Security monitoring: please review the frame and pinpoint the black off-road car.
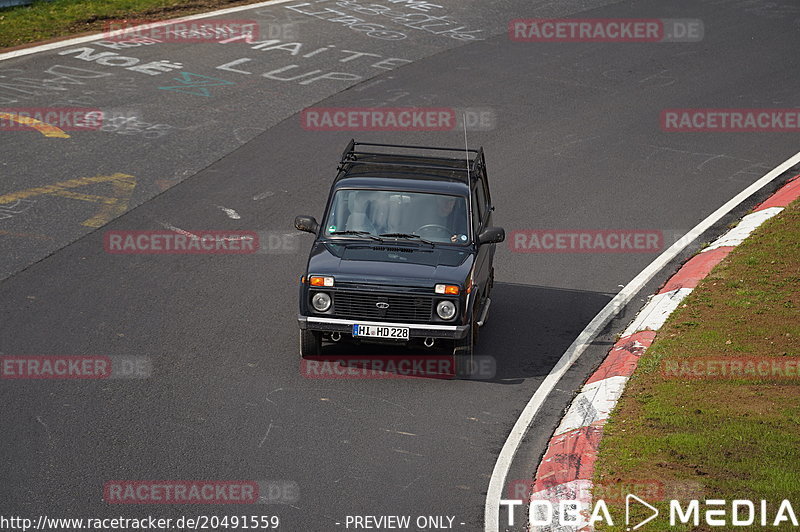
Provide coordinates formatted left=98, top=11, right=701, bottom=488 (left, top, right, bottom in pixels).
left=294, top=140, right=504, bottom=367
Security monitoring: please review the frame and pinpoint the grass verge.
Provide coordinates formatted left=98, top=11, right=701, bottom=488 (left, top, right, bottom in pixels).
left=594, top=198, right=800, bottom=531
left=0, top=0, right=265, bottom=50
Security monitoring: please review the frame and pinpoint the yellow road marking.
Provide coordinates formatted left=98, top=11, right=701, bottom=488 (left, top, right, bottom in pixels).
left=0, top=174, right=135, bottom=204
left=81, top=176, right=137, bottom=228
left=0, top=112, right=70, bottom=138
left=0, top=173, right=137, bottom=228
left=46, top=189, right=119, bottom=205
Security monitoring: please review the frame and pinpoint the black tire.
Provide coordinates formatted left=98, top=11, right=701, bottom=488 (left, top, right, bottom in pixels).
left=453, top=303, right=479, bottom=378
left=300, top=329, right=322, bottom=358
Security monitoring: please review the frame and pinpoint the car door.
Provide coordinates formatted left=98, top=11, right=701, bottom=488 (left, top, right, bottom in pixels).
left=471, top=176, right=493, bottom=315
left=477, top=173, right=497, bottom=279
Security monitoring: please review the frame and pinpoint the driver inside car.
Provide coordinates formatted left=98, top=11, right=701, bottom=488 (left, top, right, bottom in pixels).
left=419, top=195, right=468, bottom=243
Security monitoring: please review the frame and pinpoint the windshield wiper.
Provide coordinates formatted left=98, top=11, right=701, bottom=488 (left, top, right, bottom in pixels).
left=378, top=233, right=437, bottom=246
left=330, top=230, right=383, bottom=242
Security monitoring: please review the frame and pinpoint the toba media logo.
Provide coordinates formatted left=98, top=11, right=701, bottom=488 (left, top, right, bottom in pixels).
left=501, top=495, right=800, bottom=529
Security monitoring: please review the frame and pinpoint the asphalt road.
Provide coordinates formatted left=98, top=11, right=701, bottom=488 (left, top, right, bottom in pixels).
left=1, top=0, right=799, bottom=530
left=0, top=0, right=622, bottom=281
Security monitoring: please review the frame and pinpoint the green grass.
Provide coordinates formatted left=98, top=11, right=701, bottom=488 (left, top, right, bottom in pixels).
left=593, top=197, right=800, bottom=531
left=0, top=0, right=255, bottom=49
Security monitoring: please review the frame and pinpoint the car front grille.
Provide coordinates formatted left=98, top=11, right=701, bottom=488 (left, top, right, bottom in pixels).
left=333, top=291, right=433, bottom=322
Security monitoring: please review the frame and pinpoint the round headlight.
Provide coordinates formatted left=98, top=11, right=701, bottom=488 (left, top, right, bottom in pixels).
left=311, top=292, right=331, bottom=312
left=436, top=300, right=456, bottom=320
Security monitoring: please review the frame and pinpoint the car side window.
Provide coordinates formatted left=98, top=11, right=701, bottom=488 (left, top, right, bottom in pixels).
left=475, top=178, right=488, bottom=223
left=481, top=176, right=491, bottom=210
left=472, top=186, right=483, bottom=235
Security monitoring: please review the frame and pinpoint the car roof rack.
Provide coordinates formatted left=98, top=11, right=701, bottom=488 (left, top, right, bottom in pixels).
left=337, top=140, right=485, bottom=183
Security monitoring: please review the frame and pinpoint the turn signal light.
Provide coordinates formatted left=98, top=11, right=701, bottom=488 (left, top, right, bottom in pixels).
left=310, top=276, right=334, bottom=287
left=435, top=284, right=460, bottom=295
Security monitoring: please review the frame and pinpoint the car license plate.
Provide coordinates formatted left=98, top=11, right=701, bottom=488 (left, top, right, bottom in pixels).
left=352, top=324, right=410, bottom=340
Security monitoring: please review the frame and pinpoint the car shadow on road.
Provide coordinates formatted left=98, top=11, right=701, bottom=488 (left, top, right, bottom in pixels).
left=310, top=281, right=615, bottom=384
left=478, top=281, right=615, bottom=382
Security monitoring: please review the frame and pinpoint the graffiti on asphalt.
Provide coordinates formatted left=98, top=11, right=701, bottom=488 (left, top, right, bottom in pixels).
left=158, top=72, right=235, bottom=97
left=284, top=0, right=485, bottom=41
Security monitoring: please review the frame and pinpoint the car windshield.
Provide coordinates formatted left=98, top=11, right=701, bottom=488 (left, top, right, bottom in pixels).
left=324, top=189, right=470, bottom=244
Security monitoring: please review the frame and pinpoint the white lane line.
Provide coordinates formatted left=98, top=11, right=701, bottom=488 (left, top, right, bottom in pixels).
left=0, top=0, right=296, bottom=62
left=484, top=151, right=800, bottom=532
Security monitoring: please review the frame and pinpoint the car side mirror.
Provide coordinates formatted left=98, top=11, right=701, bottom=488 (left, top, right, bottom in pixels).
left=478, top=226, right=505, bottom=245
left=295, top=215, right=319, bottom=234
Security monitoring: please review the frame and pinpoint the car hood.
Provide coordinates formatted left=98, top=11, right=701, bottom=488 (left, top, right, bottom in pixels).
left=306, top=241, right=473, bottom=288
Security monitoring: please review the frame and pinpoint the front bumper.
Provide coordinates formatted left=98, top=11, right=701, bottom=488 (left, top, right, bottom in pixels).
left=298, top=315, right=469, bottom=340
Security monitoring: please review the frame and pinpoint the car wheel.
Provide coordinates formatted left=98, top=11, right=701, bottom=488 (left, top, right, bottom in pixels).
left=453, top=305, right=479, bottom=378
left=454, top=329, right=477, bottom=378
left=300, top=329, right=322, bottom=358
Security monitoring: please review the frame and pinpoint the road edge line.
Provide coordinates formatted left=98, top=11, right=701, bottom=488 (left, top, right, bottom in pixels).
left=524, top=171, right=799, bottom=530
left=484, top=152, right=800, bottom=532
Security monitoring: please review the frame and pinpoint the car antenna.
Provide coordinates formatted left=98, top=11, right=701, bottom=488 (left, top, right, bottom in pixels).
left=463, top=114, right=470, bottom=181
